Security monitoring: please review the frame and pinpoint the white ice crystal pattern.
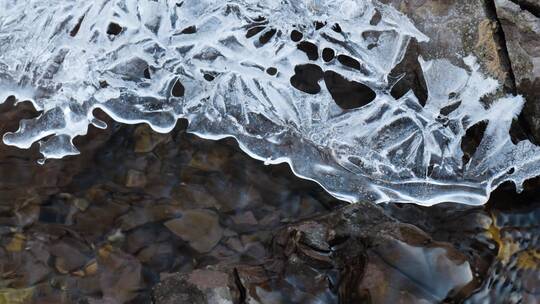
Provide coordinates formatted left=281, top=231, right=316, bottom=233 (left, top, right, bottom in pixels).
left=1, top=0, right=539, bottom=206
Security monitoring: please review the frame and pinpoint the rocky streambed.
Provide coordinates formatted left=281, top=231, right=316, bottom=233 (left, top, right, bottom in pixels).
left=0, top=117, right=538, bottom=303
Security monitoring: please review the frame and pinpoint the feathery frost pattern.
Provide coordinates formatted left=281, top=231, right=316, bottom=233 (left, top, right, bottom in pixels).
left=1, top=0, right=539, bottom=205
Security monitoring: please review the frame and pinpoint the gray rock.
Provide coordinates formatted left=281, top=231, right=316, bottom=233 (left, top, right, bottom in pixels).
left=382, top=0, right=514, bottom=100
left=495, top=0, right=540, bottom=141
left=513, top=0, right=540, bottom=14
left=152, top=270, right=233, bottom=304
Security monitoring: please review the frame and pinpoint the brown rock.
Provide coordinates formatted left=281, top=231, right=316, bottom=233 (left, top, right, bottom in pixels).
left=14, top=204, right=40, bottom=228
left=118, top=204, right=182, bottom=231
left=125, top=169, right=147, bottom=188
left=171, top=184, right=220, bottom=210
left=133, top=124, right=170, bottom=153
left=0, top=287, right=34, bottom=304
left=98, top=247, right=143, bottom=303
left=84, top=260, right=98, bottom=276
left=50, top=240, right=91, bottom=273
left=164, top=209, right=223, bottom=253
left=188, top=269, right=229, bottom=289
left=5, top=233, right=26, bottom=252
left=73, top=201, right=130, bottom=242
left=136, top=242, right=175, bottom=271
left=72, top=197, right=90, bottom=211
left=476, top=19, right=508, bottom=82
left=224, top=237, right=244, bottom=253
left=231, top=211, right=258, bottom=226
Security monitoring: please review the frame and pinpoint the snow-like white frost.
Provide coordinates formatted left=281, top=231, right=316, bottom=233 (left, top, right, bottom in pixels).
left=1, top=0, right=540, bottom=206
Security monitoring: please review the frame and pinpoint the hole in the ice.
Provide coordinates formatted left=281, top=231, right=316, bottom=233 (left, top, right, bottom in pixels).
left=362, top=31, right=381, bottom=41
left=440, top=101, right=461, bottom=116
left=370, top=9, right=382, bottom=25
left=290, top=30, right=303, bottom=42
left=337, top=55, right=362, bottom=71
left=70, top=15, right=85, bottom=37
left=6, top=99, right=41, bottom=119
left=246, top=26, right=265, bottom=38
left=290, top=64, right=324, bottom=94
left=143, top=67, right=151, bottom=79
left=203, top=73, right=215, bottom=81
left=331, top=23, right=342, bottom=33
left=0, top=98, right=42, bottom=135
left=508, top=167, right=515, bottom=174
left=427, top=161, right=438, bottom=176
left=176, top=1, right=183, bottom=7
left=509, top=115, right=534, bottom=145
left=99, top=80, right=109, bottom=88
left=266, top=67, right=277, bottom=76
left=180, top=25, right=197, bottom=34
left=388, top=40, right=429, bottom=106
left=140, top=101, right=166, bottom=111
left=509, top=76, right=540, bottom=144
left=390, top=79, right=428, bottom=106
left=314, top=21, right=326, bottom=30
left=436, top=115, right=449, bottom=127
left=348, top=156, right=377, bottom=174
left=489, top=176, right=540, bottom=208
left=171, top=79, right=185, bottom=97
left=106, top=22, right=123, bottom=36
left=297, top=41, right=319, bottom=61
left=252, top=16, right=266, bottom=22
left=240, top=62, right=265, bottom=71
left=448, top=92, right=458, bottom=99
left=258, top=28, right=276, bottom=45
left=362, top=31, right=381, bottom=51
left=322, top=48, right=335, bottom=62
left=324, top=70, right=376, bottom=110
left=193, top=47, right=223, bottom=62
left=461, top=120, right=488, bottom=166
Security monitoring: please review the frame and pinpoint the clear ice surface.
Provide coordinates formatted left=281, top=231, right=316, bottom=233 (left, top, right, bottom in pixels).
left=1, top=0, right=540, bottom=206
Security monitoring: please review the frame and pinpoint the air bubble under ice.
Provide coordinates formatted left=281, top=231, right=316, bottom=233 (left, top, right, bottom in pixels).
left=1, top=0, right=540, bottom=206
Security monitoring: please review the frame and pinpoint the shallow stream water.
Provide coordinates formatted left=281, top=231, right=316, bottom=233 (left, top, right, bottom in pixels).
left=0, top=114, right=538, bottom=303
